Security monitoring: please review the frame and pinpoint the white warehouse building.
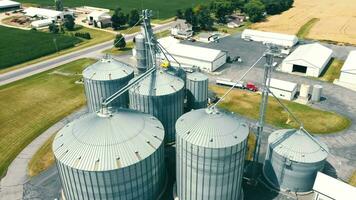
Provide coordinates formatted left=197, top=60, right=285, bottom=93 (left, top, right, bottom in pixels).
left=24, top=7, right=65, bottom=20
left=157, top=37, right=227, bottom=72
left=339, top=50, right=356, bottom=85
left=268, top=78, right=298, bottom=101
left=281, top=43, right=333, bottom=77
left=241, top=29, right=298, bottom=47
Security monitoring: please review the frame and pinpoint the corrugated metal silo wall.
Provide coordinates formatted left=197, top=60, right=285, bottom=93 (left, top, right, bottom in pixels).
left=56, top=143, right=165, bottom=200
left=129, top=88, right=185, bottom=144
left=135, top=35, right=146, bottom=72
left=186, top=78, right=208, bottom=110
left=84, top=73, right=134, bottom=112
left=176, top=135, right=247, bottom=200
left=263, top=146, right=326, bottom=192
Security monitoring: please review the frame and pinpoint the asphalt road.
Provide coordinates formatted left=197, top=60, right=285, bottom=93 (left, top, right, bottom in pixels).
left=0, top=22, right=174, bottom=86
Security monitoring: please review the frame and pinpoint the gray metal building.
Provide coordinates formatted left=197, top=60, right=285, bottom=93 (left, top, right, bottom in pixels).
left=176, top=108, right=249, bottom=200
left=83, top=58, right=134, bottom=112
left=263, top=129, right=328, bottom=192
left=186, top=72, right=208, bottom=110
left=129, top=69, right=185, bottom=144
left=53, top=109, right=166, bottom=200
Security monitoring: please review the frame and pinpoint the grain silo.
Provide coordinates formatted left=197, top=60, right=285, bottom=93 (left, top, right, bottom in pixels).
left=263, top=129, right=328, bottom=192
left=186, top=72, right=208, bottom=110
left=53, top=108, right=166, bottom=200
left=129, top=69, right=185, bottom=144
left=311, top=85, right=323, bottom=102
left=83, top=58, right=134, bottom=112
left=135, top=34, right=147, bottom=73
left=176, top=108, right=249, bottom=200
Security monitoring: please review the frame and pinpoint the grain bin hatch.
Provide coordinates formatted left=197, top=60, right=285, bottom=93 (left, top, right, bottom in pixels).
left=175, top=108, right=249, bottom=200
left=263, top=129, right=328, bottom=192
left=53, top=108, right=166, bottom=200
left=82, top=57, right=134, bottom=112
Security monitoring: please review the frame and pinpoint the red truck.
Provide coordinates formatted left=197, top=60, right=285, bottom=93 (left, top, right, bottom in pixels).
left=216, top=78, right=258, bottom=92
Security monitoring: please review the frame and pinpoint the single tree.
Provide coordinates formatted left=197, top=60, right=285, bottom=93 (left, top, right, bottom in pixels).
left=49, top=23, right=59, bottom=34
left=184, top=8, right=198, bottom=30
left=210, top=0, right=234, bottom=24
left=244, top=0, right=266, bottom=22
left=112, top=8, right=128, bottom=30
left=128, top=9, right=140, bottom=27
left=54, top=0, right=63, bottom=11
left=64, top=15, right=75, bottom=31
left=176, top=9, right=184, bottom=19
left=197, top=6, right=214, bottom=30
left=114, top=34, right=126, bottom=49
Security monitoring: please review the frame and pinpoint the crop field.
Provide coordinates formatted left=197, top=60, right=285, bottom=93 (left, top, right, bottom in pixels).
left=210, top=85, right=351, bottom=134
left=251, top=0, right=356, bottom=45
left=0, top=26, right=81, bottom=70
left=0, top=58, right=95, bottom=178
left=17, top=0, right=208, bottom=19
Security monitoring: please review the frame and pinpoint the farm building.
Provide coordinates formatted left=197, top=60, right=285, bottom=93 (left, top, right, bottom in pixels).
left=313, top=172, right=356, bottom=200
left=86, top=10, right=112, bottom=28
left=281, top=43, right=333, bottom=77
left=268, top=78, right=298, bottom=100
left=171, top=19, right=193, bottom=39
left=24, top=7, right=64, bottom=21
left=339, top=50, right=356, bottom=85
left=241, top=29, right=298, bottom=47
left=31, top=19, right=54, bottom=28
left=0, top=0, right=20, bottom=12
left=157, top=37, right=227, bottom=72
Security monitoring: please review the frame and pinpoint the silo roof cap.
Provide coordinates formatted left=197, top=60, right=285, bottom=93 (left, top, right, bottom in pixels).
left=82, top=58, right=134, bottom=81
left=268, top=129, right=328, bottom=163
left=187, top=71, right=208, bottom=81
left=176, top=108, right=249, bottom=148
left=53, top=108, right=164, bottom=171
left=130, top=69, right=184, bottom=96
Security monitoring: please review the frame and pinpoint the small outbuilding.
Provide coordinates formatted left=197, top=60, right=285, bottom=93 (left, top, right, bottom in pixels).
left=241, top=29, right=298, bottom=47
left=313, top=172, right=356, bottom=200
left=158, top=37, right=227, bottom=72
left=268, top=78, right=298, bottom=100
left=281, top=43, right=333, bottom=77
left=0, top=0, right=21, bottom=12
left=339, top=50, right=356, bottom=85
left=86, top=10, right=112, bottom=28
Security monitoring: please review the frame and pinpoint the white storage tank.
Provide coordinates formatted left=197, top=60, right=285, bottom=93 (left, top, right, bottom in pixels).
left=176, top=108, right=249, bottom=200
left=129, top=69, right=185, bottom=144
left=263, top=129, right=328, bottom=192
left=135, top=34, right=147, bottom=73
left=83, top=58, right=134, bottom=112
left=311, top=85, right=323, bottom=102
left=299, top=84, right=310, bottom=99
left=53, top=108, right=166, bottom=200
left=186, top=72, right=209, bottom=110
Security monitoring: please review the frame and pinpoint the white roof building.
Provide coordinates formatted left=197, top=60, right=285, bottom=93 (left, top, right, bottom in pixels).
left=0, top=0, right=20, bottom=9
left=340, top=50, right=356, bottom=85
left=281, top=43, right=333, bottom=77
left=268, top=78, right=298, bottom=100
left=313, top=172, right=356, bottom=200
left=31, top=19, right=54, bottom=28
left=87, top=10, right=110, bottom=21
left=241, top=29, right=298, bottom=47
left=24, top=7, right=64, bottom=20
left=157, top=37, right=227, bottom=72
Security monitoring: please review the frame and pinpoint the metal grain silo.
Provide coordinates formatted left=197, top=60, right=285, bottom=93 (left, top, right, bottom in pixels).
left=263, top=129, right=328, bottom=192
left=176, top=108, right=249, bottom=200
left=311, top=85, right=323, bottom=102
left=53, top=108, right=166, bottom=200
left=135, top=34, right=147, bottom=73
left=83, top=58, right=134, bottom=112
left=186, top=72, right=208, bottom=110
left=129, top=69, right=185, bottom=144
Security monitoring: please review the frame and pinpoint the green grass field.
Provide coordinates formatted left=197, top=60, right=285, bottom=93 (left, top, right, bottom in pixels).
left=297, top=18, right=320, bottom=39
left=320, top=58, right=344, bottom=82
left=211, top=85, right=351, bottom=134
left=18, top=0, right=208, bottom=19
left=0, top=26, right=81, bottom=70
left=0, top=58, right=95, bottom=178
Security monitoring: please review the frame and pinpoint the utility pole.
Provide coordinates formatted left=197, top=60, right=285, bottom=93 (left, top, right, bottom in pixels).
left=251, top=44, right=279, bottom=180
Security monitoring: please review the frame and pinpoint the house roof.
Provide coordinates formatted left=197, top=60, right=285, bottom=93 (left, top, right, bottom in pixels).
left=269, top=78, right=297, bottom=92
left=313, top=172, right=356, bottom=200
left=0, top=0, right=20, bottom=8
left=283, top=43, right=333, bottom=69
left=24, top=7, right=63, bottom=18
left=341, top=50, right=356, bottom=73
left=158, top=37, right=225, bottom=62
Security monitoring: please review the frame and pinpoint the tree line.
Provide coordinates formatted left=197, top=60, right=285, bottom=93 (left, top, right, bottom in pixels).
left=111, top=8, right=141, bottom=30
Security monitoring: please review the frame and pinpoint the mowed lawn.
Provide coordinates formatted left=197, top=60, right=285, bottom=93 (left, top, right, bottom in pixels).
left=0, top=58, right=95, bottom=178
left=210, top=85, right=351, bottom=134
left=17, top=0, right=208, bottom=19
left=0, top=26, right=81, bottom=70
